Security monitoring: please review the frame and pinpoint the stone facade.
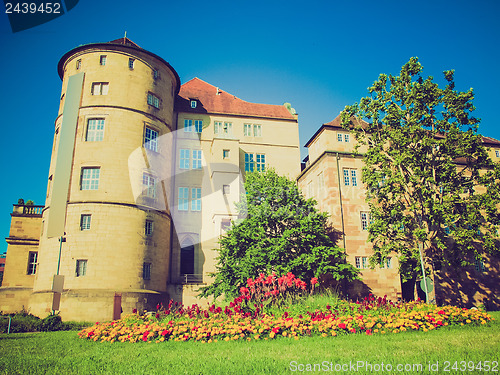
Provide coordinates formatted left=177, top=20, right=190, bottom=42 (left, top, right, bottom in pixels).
left=298, top=115, right=500, bottom=307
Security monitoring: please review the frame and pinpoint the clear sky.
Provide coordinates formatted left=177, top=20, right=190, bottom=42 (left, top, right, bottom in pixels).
left=0, top=0, right=499, bottom=254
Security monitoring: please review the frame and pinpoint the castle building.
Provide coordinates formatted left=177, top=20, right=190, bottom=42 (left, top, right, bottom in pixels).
left=1, top=38, right=499, bottom=320
left=0, top=38, right=300, bottom=321
left=297, top=115, right=500, bottom=308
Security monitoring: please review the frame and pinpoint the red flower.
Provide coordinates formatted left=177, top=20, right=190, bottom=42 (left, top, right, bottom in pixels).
left=339, top=323, right=347, bottom=329
left=311, top=277, right=318, bottom=286
left=132, top=308, right=137, bottom=314
left=366, top=329, right=372, bottom=335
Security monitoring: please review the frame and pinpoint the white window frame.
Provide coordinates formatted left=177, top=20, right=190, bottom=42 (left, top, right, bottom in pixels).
left=256, top=153, right=265, bottom=171
left=194, top=120, right=203, bottom=133
left=76, top=259, right=87, bottom=277
left=223, top=184, right=230, bottom=195
left=100, top=55, right=106, bottom=66
left=191, top=188, right=201, bottom=211
left=344, top=134, right=350, bottom=143
left=337, top=133, right=342, bottom=142
left=147, top=93, right=160, bottom=108
left=92, top=82, right=109, bottom=95
left=180, top=149, right=190, bottom=169
left=343, top=168, right=357, bottom=186
left=253, top=124, right=262, bottom=137
left=178, top=187, right=189, bottom=211
left=144, top=127, right=158, bottom=152
left=244, top=153, right=255, bottom=172
left=80, top=214, right=91, bottom=231
left=27, top=252, right=38, bottom=275
left=223, top=149, right=230, bottom=159
left=184, top=119, right=193, bottom=132
left=192, top=150, right=202, bottom=169
left=496, top=150, right=500, bottom=158
left=142, top=173, right=156, bottom=199
left=190, top=100, right=197, bottom=108
left=244, top=124, right=252, bottom=136
left=360, top=211, right=370, bottom=230
left=128, top=58, right=135, bottom=69
left=76, top=59, right=81, bottom=69
left=81, top=168, right=100, bottom=190
left=86, top=118, right=105, bottom=142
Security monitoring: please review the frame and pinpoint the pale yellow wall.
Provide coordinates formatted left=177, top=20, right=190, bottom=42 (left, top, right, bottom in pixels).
left=30, top=43, right=178, bottom=321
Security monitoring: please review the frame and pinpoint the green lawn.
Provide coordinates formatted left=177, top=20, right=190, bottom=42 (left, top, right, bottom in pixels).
left=0, top=311, right=499, bottom=375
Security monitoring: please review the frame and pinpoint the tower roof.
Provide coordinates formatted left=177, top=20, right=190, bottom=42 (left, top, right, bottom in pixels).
left=57, top=38, right=181, bottom=95
left=175, top=78, right=297, bottom=121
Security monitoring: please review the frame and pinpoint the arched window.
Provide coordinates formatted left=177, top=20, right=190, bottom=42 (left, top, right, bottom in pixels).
left=180, top=238, right=194, bottom=275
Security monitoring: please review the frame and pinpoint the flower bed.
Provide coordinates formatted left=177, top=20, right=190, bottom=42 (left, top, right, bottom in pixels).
left=78, top=274, right=492, bottom=343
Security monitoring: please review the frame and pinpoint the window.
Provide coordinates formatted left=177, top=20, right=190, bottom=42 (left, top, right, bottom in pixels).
left=474, top=258, right=486, bottom=272
left=214, top=121, right=232, bottom=135
left=380, top=257, right=392, bottom=269
left=191, top=188, right=201, bottom=211
left=253, top=124, right=262, bottom=137
left=192, top=150, right=202, bottom=169
left=143, top=262, right=151, bottom=280
left=92, top=82, right=109, bottom=95
left=343, top=168, right=357, bottom=186
left=244, top=153, right=255, bottom=172
left=318, top=172, right=325, bottom=197
left=344, top=134, right=350, bottom=143
left=76, top=59, right=81, bottom=69
left=194, top=120, right=203, bottom=133
left=27, top=252, right=38, bottom=275
left=221, top=219, right=231, bottom=232
left=184, top=119, right=193, bottom=132
left=355, top=256, right=368, bottom=269
left=496, top=150, right=500, bottom=158
left=145, top=220, right=154, bottom=236
left=337, top=133, right=342, bottom=142
left=153, top=69, right=159, bottom=80
left=190, top=100, right=197, bottom=108
left=244, top=124, right=252, bottom=136
left=80, top=214, right=91, bottom=230
left=360, top=212, right=370, bottom=230
left=179, top=149, right=190, bottom=169
left=223, top=185, right=230, bottom=195
left=144, top=127, right=158, bottom=152
left=76, top=260, right=87, bottom=277
left=147, top=93, right=160, bottom=108
left=223, top=149, right=230, bottom=159
left=86, top=118, right=105, bottom=142
left=256, top=154, right=265, bottom=171
left=100, top=55, right=106, bottom=65
left=81, top=168, right=100, bottom=190
left=128, top=58, right=135, bottom=69
left=142, top=173, right=156, bottom=199
left=178, top=187, right=189, bottom=211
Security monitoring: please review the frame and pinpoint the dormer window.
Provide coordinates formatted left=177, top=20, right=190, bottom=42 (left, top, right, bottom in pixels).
left=190, top=100, right=197, bottom=108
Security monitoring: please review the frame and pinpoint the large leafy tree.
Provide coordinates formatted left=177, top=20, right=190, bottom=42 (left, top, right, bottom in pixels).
left=341, top=57, right=500, bottom=284
left=199, top=169, right=358, bottom=299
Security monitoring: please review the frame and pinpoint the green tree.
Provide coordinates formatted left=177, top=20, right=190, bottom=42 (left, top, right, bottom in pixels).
left=199, top=169, right=358, bottom=299
left=341, top=57, right=500, bottom=287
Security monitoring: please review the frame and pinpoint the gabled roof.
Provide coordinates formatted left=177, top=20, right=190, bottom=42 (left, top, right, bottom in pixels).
left=175, top=78, right=297, bottom=121
left=305, top=114, right=500, bottom=148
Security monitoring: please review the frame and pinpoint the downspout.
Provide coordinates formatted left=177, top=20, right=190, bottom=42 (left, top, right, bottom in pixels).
left=335, top=152, right=346, bottom=250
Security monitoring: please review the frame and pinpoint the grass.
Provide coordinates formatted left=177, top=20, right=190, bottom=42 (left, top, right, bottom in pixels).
left=0, top=311, right=498, bottom=374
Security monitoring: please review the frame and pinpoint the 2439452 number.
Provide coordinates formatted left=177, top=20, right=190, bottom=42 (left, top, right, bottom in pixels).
left=443, top=361, right=498, bottom=372
left=5, top=3, right=61, bottom=14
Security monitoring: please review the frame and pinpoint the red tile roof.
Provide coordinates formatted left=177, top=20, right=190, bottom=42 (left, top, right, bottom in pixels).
left=176, top=78, right=297, bottom=121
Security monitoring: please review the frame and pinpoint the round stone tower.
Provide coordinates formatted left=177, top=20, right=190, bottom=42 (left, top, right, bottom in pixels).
left=30, top=38, right=180, bottom=321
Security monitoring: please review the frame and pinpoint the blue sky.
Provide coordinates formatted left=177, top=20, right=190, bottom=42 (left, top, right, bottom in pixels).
left=0, top=0, right=499, bottom=254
